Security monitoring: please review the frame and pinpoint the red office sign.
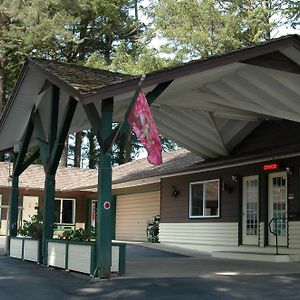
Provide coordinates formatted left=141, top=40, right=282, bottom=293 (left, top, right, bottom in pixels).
left=263, top=163, right=279, bottom=171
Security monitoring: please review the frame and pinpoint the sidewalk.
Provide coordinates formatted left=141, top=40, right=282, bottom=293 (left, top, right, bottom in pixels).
left=124, top=241, right=300, bottom=279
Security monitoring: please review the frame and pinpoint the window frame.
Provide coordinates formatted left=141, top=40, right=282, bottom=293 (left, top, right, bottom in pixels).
left=189, top=179, right=220, bottom=219
left=55, top=198, right=76, bottom=225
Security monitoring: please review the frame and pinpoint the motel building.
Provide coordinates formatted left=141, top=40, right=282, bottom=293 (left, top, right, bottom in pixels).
left=0, top=34, right=299, bottom=277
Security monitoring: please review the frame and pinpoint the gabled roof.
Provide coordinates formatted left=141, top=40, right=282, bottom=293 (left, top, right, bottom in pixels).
left=0, top=149, right=202, bottom=192
left=0, top=35, right=299, bottom=160
left=30, top=58, right=135, bottom=95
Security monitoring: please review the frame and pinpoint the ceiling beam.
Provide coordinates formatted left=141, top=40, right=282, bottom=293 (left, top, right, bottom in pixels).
left=238, top=67, right=300, bottom=114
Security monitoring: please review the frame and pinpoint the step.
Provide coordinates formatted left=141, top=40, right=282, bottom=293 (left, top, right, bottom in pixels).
left=211, top=251, right=296, bottom=262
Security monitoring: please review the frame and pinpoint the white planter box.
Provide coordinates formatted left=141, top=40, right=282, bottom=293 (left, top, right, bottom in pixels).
left=46, top=241, right=126, bottom=275
left=47, top=241, right=67, bottom=269
left=23, top=239, right=39, bottom=262
left=68, top=244, right=92, bottom=274
left=10, top=238, right=23, bottom=259
left=111, top=245, right=119, bottom=273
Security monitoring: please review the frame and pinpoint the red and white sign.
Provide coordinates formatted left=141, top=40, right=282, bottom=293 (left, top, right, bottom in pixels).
left=103, top=201, right=110, bottom=210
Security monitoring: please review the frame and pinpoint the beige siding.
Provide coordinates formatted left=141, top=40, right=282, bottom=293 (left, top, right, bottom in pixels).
left=159, top=222, right=239, bottom=246
left=116, top=191, right=160, bottom=242
left=289, top=221, right=300, bottom=249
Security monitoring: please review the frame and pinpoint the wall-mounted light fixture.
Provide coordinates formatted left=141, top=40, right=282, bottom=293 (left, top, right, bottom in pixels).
left=231, top=175, right=238, bottom=184
left=222, top=182, right=233, bottom=193
left=171, top=185, right=179, bottom=198
left=286, top=166, right=293, bottom=176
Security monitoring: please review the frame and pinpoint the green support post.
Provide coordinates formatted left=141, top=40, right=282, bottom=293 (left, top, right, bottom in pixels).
left=42, top=174, right=56, bottom=265
left=96, top=98, right=113, bottom=279
left=6, top=175, right=19, bottom=256
left=9, top=175, right=19, bottom=237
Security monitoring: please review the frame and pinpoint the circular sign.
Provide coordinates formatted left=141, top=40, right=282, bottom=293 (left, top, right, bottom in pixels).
left=104, top=201, right=110, bottom=210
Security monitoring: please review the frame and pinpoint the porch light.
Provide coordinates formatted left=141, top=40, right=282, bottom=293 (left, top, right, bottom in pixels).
left=285, top=166, right=292, bottom=176
left=171, top=185, right=179, bottom=198
left=231, top=175, right=238, bottom=184
left=13, top=142, right=21, bottom=153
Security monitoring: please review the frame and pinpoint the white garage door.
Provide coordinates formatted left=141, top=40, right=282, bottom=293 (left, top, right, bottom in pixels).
left=116, top=191, right=160, bottom=242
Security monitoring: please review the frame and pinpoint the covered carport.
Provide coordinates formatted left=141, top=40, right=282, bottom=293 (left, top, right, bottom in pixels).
left=0, top=34, right=299, bottom=278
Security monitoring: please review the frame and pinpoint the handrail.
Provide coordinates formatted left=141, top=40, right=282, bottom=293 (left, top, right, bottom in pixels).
left=268, top=217, right=287, bottom=255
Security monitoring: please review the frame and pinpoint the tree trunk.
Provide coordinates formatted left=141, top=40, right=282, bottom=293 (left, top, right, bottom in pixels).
left=59, top=137, right=69, bottom=167
left=87, top=129, right=98, bottom=169
left=0, top=54, right=4, bottom=114
left=74, top=131, right=82, bottom=167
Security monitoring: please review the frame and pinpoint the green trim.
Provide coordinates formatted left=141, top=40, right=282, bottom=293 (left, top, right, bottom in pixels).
left=48, top=85, right=59, bottom=157
left=14, top=117, right=34, bottom=176
left=32, top=109, right=48, bottom=165
left=49, top=97, right=77, bottom=175
left=111, top=196, right=116, bottom=240
left=85, top=199, right=92, bottom=231
left=96, top=98, right=113, bottom=279
left=90, top=243, right=96, bottom=275
left=18, top=149, right=40, bottom=175
left=113, top=242, right=126, bottom=275
left=82, top=103, right=106, bottom=150
left=9, top=175, right=19, bottom=237
left=65, top=242, right=69, bottom=270
left=42, top=174, right=55, bottom=265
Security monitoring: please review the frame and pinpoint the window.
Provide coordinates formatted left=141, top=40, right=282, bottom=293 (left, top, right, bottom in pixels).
left=55, top=198, right=75, bottom=225
left=91, top=200, right=97, bottom=228
left=0, top=195, right=2, bottom=228
left=189, top=180, right=220, bottom=218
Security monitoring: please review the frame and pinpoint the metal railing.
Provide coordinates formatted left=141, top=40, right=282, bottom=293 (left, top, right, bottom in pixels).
left=268, top=217, right=287, bottom=255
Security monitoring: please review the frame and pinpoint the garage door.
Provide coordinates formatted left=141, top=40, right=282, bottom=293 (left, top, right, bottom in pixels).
left=116, top=191, right=160, bottom=242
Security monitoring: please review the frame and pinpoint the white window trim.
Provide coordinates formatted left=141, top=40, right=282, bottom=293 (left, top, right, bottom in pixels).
left=55, top=198, right=76, bottom=225
left=0, top=194, right=2, bottom=228
left=189, top=179, right=220, bottom=219
left=91, top=199, right=97, bottom=227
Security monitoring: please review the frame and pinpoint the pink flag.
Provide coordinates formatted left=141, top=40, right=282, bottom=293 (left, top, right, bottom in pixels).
left=128, top=91, right=162, bottom=165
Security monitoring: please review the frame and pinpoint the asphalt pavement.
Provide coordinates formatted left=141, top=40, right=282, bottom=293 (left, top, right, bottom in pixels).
left=2, top=237, right=300, bottom=299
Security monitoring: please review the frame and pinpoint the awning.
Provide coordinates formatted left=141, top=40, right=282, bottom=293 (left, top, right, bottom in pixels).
left=0, top=34, right=299, bottom=159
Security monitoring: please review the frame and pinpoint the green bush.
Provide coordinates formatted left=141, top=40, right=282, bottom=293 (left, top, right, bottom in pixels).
left=17, top=209, right=43, bottom=240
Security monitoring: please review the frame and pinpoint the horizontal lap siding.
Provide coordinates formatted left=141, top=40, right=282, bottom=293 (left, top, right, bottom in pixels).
left=159, top=222, right=239, bottom=246
left=116, top=191, right=160, bottom=242
left=289, top=221, right=300, bottom=249
left=161, top=171, right=240, bottom=223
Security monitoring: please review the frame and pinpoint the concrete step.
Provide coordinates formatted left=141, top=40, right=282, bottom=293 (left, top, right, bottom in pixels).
left=211, top=251, right=299, bottom=262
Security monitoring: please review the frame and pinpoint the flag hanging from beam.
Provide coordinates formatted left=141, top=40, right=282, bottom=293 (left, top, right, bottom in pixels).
left=128, top=91, right=162, bottom=165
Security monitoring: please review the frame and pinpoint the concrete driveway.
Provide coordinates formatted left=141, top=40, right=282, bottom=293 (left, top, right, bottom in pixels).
left=2, top=237, right=300, bottom=299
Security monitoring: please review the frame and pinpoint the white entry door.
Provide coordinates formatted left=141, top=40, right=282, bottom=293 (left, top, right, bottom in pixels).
left=242, top=176, right=259, bottom=245
left=22, top=196, right=39, bottom=223
left=268, top=172, right=288, bottom=246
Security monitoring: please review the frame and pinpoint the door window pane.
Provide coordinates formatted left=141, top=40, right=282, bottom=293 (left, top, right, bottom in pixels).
left=271, top=176, right=287, bottom=236
left=245, top=178, right=258, bottom=236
